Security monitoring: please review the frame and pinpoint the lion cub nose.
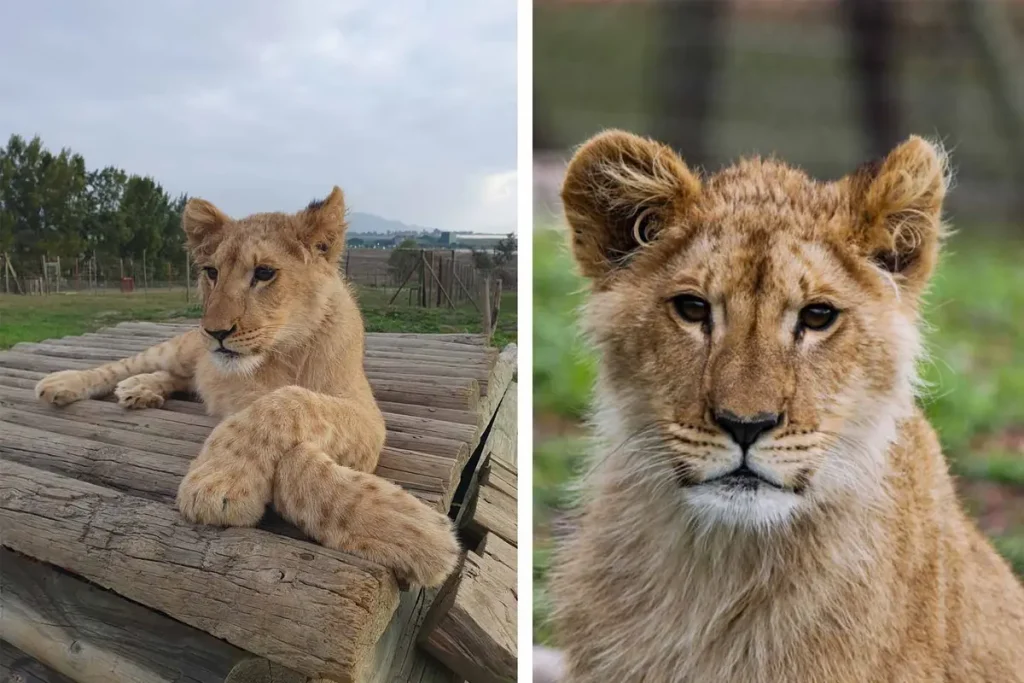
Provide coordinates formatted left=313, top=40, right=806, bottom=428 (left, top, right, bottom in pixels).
left=713, top=410, right=783, bottom=450
left=204, top=325, right=236, bottom=342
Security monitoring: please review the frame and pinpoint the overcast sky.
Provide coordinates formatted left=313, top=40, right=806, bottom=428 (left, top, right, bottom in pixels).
left=0, top=1, right=516, bottom=234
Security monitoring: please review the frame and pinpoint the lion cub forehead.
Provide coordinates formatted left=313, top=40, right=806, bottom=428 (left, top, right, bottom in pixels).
left=699, top=158, right=847, bottom=231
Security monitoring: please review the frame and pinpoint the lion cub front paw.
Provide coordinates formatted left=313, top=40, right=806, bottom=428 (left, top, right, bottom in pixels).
left=115, top=376, right=165, bottom=409
left=35, top=370, right=91, bottom=406
left=177, top=455, right=271, bottom=528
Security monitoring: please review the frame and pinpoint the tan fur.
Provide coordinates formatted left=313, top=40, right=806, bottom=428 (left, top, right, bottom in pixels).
left=551, top=130, right=1024, bottom=682
left=35, top=188, right=459, bottom=588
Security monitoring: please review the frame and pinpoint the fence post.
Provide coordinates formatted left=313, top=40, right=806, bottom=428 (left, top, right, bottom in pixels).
left=185, top=254, right=191, bottom=304
left=480, top=274, right=492, bottom=342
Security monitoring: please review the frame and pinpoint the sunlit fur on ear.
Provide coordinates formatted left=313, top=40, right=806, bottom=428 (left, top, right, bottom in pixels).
left=561, top=130, right=701, bottom=280
left=300, top=186, right=348, bottom=263
left=847, top=135, right=952, bottom=294
left=182, top=198, right=230, bottom=260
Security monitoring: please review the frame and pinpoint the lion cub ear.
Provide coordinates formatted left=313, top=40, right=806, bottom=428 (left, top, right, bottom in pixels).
left=848, top=135, right=950, bottom=295
left=561, top=130, right=701, bottom=280
left=182, top=198, right=230, bottom=259
left=299, top=186, right=347, bottom=262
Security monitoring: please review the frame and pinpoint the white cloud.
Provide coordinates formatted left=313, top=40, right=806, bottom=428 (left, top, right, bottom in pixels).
left=0, top=0, right=516, bottom=233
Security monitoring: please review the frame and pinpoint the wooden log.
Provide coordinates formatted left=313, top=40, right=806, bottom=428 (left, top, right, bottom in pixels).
left=0, top=412, right=454, bottom=510
left=0, top=353, right=480, bottom=412
left=418, top=547, right=517, bottom=683
left=0, top=461, right=400, bottom=682
left=96, top=324, right=488, bottom=348
left=478, top=532, right=516, bottom=577
left=482, top=459, right=518, bottom=502
left=0, top=369, right=477, bottom=418
left=370, top=589, right=459, bottom=683
left=2, top=382, right=474, bottom=464
left=455, top=385, right=518, bottom=532
left=11, top=344, right=493, bottom=393
left=44, top=336, right=496, bottom=366
left=1, top=641, right=77, bottom=683
left=0, top=548, right=250, bottom=683
left=468, top=483, right=517, bottom=549
left=474, top=345, right=516, bottom=438
left=221, top=660, right=306, bottom=683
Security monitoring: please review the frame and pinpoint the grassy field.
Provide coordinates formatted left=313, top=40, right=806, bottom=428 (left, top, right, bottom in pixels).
left=0, top=286, right=517, bottom=349
left=533, top=226, right=1024, bottom=644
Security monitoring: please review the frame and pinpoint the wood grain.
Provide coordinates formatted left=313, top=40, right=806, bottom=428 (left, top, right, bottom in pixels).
left=0, top=548, right=249, bottom=683
left=0, top=460, right=399, bottom=682
left=418, top=548, right=517, bottom=683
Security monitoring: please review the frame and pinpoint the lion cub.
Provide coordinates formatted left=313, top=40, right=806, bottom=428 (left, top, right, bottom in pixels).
left=35, top=188, right=459, bottom=587
left=549, top=131, right=1024, bottom=682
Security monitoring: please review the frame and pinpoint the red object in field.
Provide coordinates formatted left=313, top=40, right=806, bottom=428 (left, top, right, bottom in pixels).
left=120, top=277, right=135, bottom=293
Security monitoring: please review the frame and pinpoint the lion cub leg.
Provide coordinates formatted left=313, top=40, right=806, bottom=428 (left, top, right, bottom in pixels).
left=273, top=443, right=461, bottom=587
left=114, top=371, right=191, bottom=409
left=36, top=330, right=201, bottom=407
left=176, top=385, right=460, bottom=587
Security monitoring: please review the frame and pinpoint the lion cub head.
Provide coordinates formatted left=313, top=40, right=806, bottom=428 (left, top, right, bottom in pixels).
left=183, top=187, right=350, bottom=373
left=562, top=130, right=949, bottom=529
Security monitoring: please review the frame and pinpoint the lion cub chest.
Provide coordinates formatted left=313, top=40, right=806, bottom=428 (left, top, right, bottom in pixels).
left=194, top=354, right=296, bottom=417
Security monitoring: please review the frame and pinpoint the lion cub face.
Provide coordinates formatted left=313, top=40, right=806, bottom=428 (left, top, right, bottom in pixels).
left=182, top=187, right=350, bottom=374
left=562, top=131, right=948, bottom=529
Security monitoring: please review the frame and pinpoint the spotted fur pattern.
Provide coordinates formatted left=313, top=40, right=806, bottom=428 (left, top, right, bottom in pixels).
left=35, top=188, right=459, bottom=588
left=550, top=130, right=1024, bottom=682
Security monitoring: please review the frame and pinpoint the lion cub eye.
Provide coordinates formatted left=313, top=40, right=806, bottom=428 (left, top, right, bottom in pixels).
left=252, top=265, right=276, bottom=284
left=671, top=294, right=711, bottom=324
left=798, top=303, right=839, bottom=331
left=203, top=267, right=218, bottom=282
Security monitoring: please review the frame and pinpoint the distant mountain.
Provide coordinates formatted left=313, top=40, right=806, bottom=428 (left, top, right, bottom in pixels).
left=347, top=211, right=437, bottom=236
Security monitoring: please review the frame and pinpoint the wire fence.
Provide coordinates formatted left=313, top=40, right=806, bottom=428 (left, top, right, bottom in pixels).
left=535, top=0, right=1024, bottom=230
left=1, top=248, right=518, bottom=311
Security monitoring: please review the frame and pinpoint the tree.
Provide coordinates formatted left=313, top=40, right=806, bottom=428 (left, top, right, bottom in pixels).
left=493, top=232, right=517, bottom=266
left=0, top=133, right=191, bottom=282
left=387, top=238, right=421, bottom=281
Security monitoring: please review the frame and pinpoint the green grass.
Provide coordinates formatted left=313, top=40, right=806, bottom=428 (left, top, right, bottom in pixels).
left=532, top=225, right=1024, bottom=643
left=0, top=289, right=201, bottom=348
left=0, top=287, right=517, bottom=349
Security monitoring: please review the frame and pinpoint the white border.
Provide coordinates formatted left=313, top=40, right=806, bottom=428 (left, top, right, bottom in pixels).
left=516, top=0, right=535, bottom=678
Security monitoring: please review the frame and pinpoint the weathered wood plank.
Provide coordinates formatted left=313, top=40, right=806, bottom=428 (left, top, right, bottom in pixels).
left=0, top=376, right=476, bottom=449
left=474, top=345, right=516, bottom=438
left=484, top=383, right=517, bottom=468
left=11, top=343, right=493, bottom=394
left=0, top=548, right=250, bottom=683
left=0, top=353, right=480, bottom=412
left=478, top=533, right=517, bottom=578
left=418, top=548, right=517, bottom=683
left=0, top=414, right=454, bottom=510
left=454, top=385, right=518, bottom=535
left=469, top=485, right=517, bottom=549
left=0, top=460, right=399, bottom=682
left=1, top=641, right=77, bottom=683
left=482, top=459, right=518, bottom=502
left=370, top=589, right=459, bottom=683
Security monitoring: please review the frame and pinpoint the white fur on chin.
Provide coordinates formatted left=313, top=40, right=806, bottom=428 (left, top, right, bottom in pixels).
left=209, top=351, right=264, bottom=376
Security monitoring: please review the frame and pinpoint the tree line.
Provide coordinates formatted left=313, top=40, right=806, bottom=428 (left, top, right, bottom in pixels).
left=0, top=134, right=188, bottom=282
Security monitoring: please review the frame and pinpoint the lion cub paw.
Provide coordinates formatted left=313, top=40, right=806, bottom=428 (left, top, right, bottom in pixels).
left=177, top=457, right=271, bottom=528
left=114, top=376, right=165, bottom=410
left=394, top=506, right=462, bottom=588
left=35, top=370, right=91, bottom=406
left=341, top=487, right=461, bottom=588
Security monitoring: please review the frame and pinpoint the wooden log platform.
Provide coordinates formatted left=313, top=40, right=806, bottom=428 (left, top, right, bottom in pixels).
left=419, top=383, right=519, bottom=683
left=0, top=321, right=518, bottom=683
